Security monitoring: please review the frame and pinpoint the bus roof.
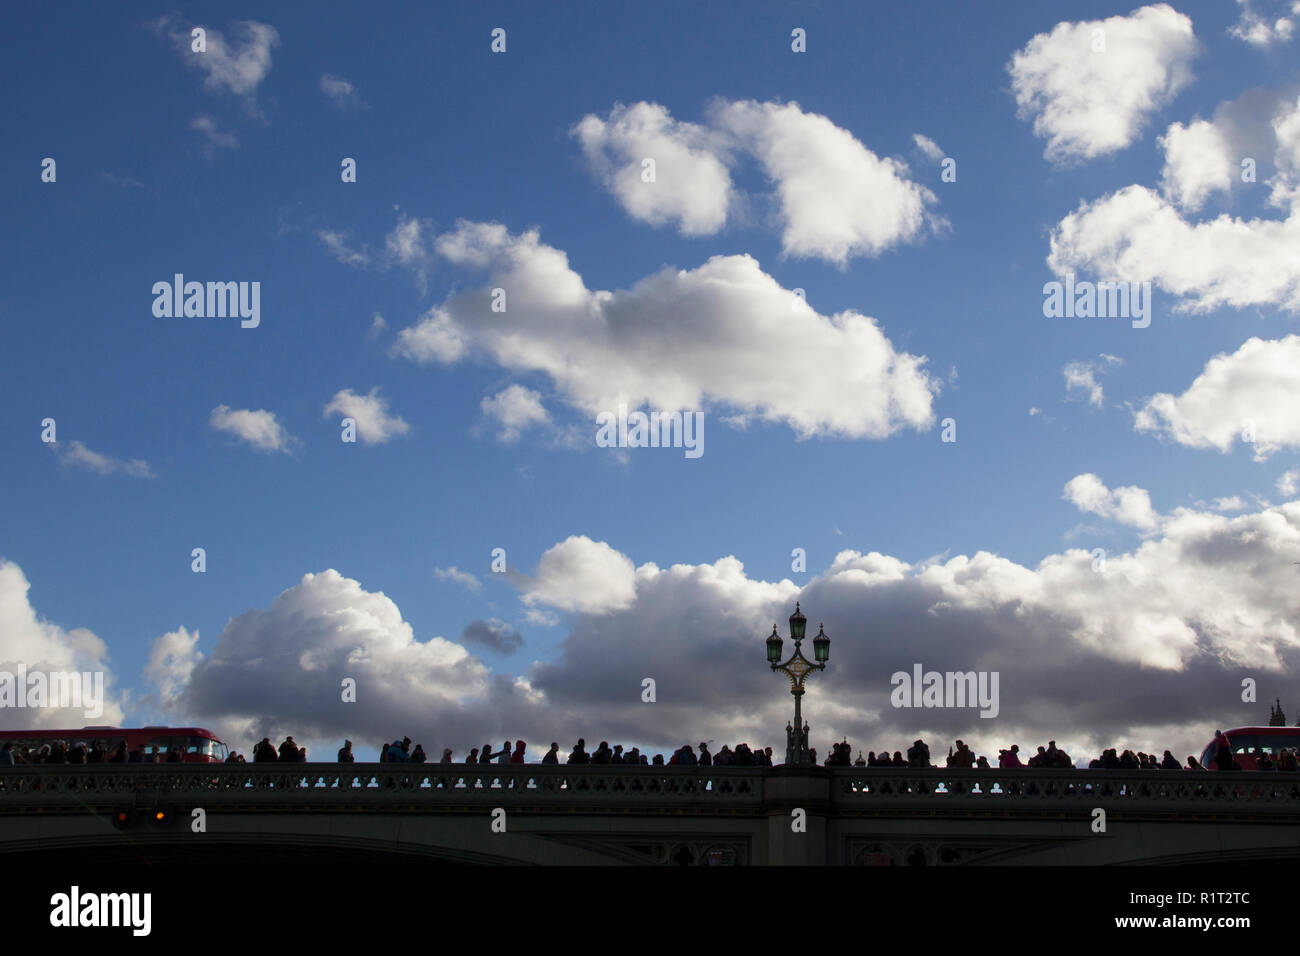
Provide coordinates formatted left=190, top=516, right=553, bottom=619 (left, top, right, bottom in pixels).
left=0, top=726, right=221, bottom=737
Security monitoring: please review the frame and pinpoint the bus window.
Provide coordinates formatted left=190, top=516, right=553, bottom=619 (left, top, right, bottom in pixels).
left=1254, top=734, right=1300, bottom=755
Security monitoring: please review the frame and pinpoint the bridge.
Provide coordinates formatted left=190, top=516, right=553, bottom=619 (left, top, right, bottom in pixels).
left=4, top=763, right=1300, bottom=865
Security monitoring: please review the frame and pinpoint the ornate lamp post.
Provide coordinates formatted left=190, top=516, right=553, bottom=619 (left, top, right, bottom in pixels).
left=766, top=602, right=830, bottom=766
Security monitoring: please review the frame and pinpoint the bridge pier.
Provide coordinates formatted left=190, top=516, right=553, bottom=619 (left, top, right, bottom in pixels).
left=762, top=767, right=830, bottom=865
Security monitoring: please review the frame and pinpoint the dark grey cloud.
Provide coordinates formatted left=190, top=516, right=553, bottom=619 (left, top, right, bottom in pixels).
left=460, top=618, right=524, bottom=654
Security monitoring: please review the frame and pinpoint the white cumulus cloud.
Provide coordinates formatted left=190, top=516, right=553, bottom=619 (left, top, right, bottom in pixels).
left=573, top=99, right=943, bottom=264
left=322, top=387, right=411, bottom=444
left=171, top=569, right=490, bottom=746
left=572, top=101, right=733, bottom=236
left=1134, top=335, right=1300, bottom=459
left=1049, top=90, right=1300, bottom=314
left=1063, top=473, right=1162, bottom=530
left=395, top=220, right=937, bottom=440
left=480, top=385, right=551, bottom=442
left=712, top=99, right=943, bottom=264
left=0, top=560, right=125, bottom=728
left=210, top=404, right=297, bottom=453
left=523, top=536, right=638, bottom=614
left=1228, top=0, right=1300, bottom=46
left=1008, top=4, right=1197, bottom=163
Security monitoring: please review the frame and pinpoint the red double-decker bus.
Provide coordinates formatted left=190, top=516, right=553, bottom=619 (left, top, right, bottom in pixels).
left=1198, top=726, right=1300, bottom=770
left=0, top=726, right=228, bottom=764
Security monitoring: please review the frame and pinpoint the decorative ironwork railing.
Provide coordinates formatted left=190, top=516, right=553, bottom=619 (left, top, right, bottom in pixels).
left=0, top=764, right=767, bottom=809
left=831, top=768, right=1300, bottom=810
left=2, top=764, right=1298, bottom=814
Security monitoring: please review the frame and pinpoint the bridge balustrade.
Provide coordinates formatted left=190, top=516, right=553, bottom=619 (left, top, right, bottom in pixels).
left=832, top=767, right=1300, bottom=811
left=0, top=763, right=768, bottom=810
left=4, top=764, right=1300, bottom=815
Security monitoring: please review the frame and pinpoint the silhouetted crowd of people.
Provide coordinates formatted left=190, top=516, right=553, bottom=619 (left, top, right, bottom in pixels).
left=9, top=728, right=1297, bottom=775
left=238, top=736, right=306, bottom=763
left=349, top=737, right=778, bottom=767
left=219, top=731, right=1300, bottom=774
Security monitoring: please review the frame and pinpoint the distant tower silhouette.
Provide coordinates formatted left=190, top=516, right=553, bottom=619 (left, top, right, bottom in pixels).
left=1269, top=697, right=1286, bottom=726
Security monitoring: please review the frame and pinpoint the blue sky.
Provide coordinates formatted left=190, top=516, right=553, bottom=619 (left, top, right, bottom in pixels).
left=3, top=1, right=1300, bottom=764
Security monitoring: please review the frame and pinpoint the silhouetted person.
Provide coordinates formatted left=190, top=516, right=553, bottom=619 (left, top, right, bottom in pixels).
left=108, top=741, right=127, bottom=763
left=1159, top=750, right=1179, bottom=770
left=278, top=737, right=300, bottom=762
left=907, top=739, right=930, bottom=768
left=338, top=740, right=354, bottom=763
left=542, top=743, right=559, bottom=764
left=1214, top=739, right=1236, bottom=771
left=467, top=747, right=480, bottom=764
left=440, top=748, right=454, bottom=763
left=511, top=741, right=527, bottom=763
left=411, top=744, right=427, bottom=763
left=592, top=741, right=613, bottom=764
left=946, top=740, right=974, bottom=769
left=698, top=743, right=712, bottom=766
left=567, top=738, right=589, bottom=765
